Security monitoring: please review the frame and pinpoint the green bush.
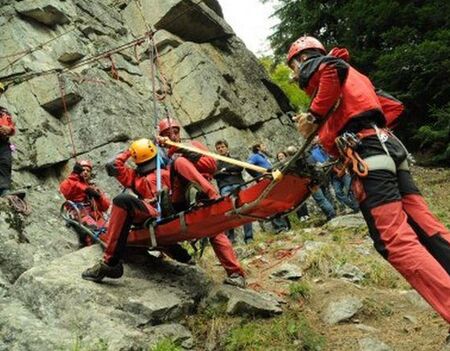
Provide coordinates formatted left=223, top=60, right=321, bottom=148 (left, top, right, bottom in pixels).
left=260, top=57, right=310, bottom=112
left=149, top=339, right=182, bottom=351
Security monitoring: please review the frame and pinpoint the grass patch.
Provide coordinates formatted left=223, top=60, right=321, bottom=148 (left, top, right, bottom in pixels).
left=225, top=310, right=325, bottom=351
left=359, top=257, right=407, bottom=289
left=150, top=339, right=182, bottom=351
left=289, top=281, right=312, bottom=300
left=302, top=244, right=347, bottom=278
left=361, top=297, right=394, bottom=319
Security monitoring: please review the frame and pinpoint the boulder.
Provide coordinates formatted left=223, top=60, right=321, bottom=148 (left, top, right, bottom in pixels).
left=207, top=285, right=282, bottom=317
left=54, top=35, right=88, bottom=63
left=122, top=0, right=233, bottom=42
left=15, top=0, right=75, bottom=26
left=7, top=246, right=210, bottom=350
left=325, top=213, right=366, bottom=230
left=335, top=263, right=365, bottom=283
left=359, top=337, right=393, bottom=351
left=270, top=263, right=303, bottom=280
left=29, top=74, right=82, bottom=116
left=322, top=296, right=363, bottom=325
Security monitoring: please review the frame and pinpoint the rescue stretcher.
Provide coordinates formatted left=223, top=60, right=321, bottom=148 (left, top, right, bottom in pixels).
left=60, top=154, right=327, bottom=249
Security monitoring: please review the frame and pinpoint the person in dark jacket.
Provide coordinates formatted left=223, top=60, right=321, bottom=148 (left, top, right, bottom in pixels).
left=248, top=143, right=290, bottom=233
left=288, top=35, right=450, bottom=325
left=0, top=83, right=16, bottom=196
left=214, top=139, right=253, bottom=243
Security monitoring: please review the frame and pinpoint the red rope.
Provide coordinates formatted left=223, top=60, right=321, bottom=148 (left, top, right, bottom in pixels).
left=150, top=35, right=170, bottom=101
left=58, top=75, right=78, bottom=159
left=108, top=55, right=120, bottom=80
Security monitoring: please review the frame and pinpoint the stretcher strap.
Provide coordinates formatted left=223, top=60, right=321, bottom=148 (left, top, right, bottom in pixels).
left=179, top=212, right=187, bottom=234
left=148, top=224, right=157, bottom=248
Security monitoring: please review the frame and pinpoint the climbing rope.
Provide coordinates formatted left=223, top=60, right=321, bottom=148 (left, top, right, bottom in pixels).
left=0, top=28, right=77, bottom=73
left=58, top=75, right=78, bottom=159
left=6, top=195, right=31, bottom=216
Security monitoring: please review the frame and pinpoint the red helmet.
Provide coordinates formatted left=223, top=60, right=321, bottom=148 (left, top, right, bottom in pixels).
left=287, top=36, right=326, bottom=65
left=159, top=118, right=181, bottom=135
left=79, top=160, right=93, bottom=170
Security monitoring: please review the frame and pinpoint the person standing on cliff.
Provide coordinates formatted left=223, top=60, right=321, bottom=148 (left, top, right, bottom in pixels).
left=0, top=82, right=16, bottom=197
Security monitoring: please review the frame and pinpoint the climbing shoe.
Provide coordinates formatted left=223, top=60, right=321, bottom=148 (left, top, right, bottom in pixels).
left=81, top=261, right=123, bottom=282
left=223, top=273, right=246, bottom=289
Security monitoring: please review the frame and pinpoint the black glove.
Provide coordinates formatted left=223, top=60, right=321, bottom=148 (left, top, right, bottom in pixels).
left=85, top=187, right=101, bottom=199
left=105, top=161, right=119, bottom=177
left=73, top=162, right=84, bottom=175
left=180, top=149, right=201, bottom=163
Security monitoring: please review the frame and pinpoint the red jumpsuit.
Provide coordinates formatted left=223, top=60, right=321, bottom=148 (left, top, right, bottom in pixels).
left=0, top=107, right=16, bottom=194
left=299, top=49, right=450, bottom=323
left=102, top=150, right=191, bottom=266
left=59, top=173, right=110, bottom=245
left=167, top=141, right=245, bottom=276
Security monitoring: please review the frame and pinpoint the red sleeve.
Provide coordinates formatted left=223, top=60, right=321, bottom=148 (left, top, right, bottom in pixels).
left=95, top=192, right=111, bottom=212
left=0, top=110, right=15, bottom=136
left=309, top=64, right=343, bottom=118
left=113, top=151, right=136, bottom=188
left=59, top=174, right=88, bottom=202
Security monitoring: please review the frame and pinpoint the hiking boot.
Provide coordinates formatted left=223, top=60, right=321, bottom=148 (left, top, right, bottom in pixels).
left=223, top=273, right=246, bottom=289
left=81, top=261, right=123, bottom=282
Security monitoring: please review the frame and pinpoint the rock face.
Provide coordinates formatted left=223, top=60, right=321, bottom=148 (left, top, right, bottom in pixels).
left=0, top=0, right=295, bottom=349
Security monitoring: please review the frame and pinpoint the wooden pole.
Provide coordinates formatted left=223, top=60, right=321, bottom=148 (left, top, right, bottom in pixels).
left=163, top=139, right=270, bottom=174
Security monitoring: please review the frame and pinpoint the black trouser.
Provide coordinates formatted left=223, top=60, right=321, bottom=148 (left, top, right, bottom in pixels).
left=351, top=133, right=450, bottom=323
left=0, top=142, right=12, bottom=193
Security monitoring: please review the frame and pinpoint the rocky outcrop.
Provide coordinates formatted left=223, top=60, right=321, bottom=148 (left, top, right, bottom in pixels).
left=206, top=285, right=283, bottom=317
left=0, top=0, right=296, bottom=349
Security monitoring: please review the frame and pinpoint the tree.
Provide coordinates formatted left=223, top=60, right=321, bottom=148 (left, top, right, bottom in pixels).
left=260, top=57, right=309, bottom=112
left=262, top=0, right=450, bottom=164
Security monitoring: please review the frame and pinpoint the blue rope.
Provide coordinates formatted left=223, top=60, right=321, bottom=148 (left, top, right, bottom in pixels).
left=148, top=37, right=162, bottom=220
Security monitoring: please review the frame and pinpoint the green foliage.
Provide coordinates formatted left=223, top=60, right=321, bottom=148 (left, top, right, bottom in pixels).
left=260, top=56, right=310, bottom=111
left=225, top=312, right=325, bottom=351
left=289, top=281, right=312, bottom=300
left=149, top=339, right=182, bottom=351
left=362, top=298, right=394, bottom=319
left=415, top=103, right=450, bottom=164
left=203, top=301, right=228, bottom=319
left=262, top=0, right=450, bottom=163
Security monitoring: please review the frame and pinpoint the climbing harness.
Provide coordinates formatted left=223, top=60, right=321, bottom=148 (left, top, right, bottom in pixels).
left=335, top=132, right=369, bottom=177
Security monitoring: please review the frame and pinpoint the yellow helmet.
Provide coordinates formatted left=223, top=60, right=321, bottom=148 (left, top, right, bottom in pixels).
left=129, top=138, right=158, bottom=164
left=0, top=82, right=5, bottom=92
